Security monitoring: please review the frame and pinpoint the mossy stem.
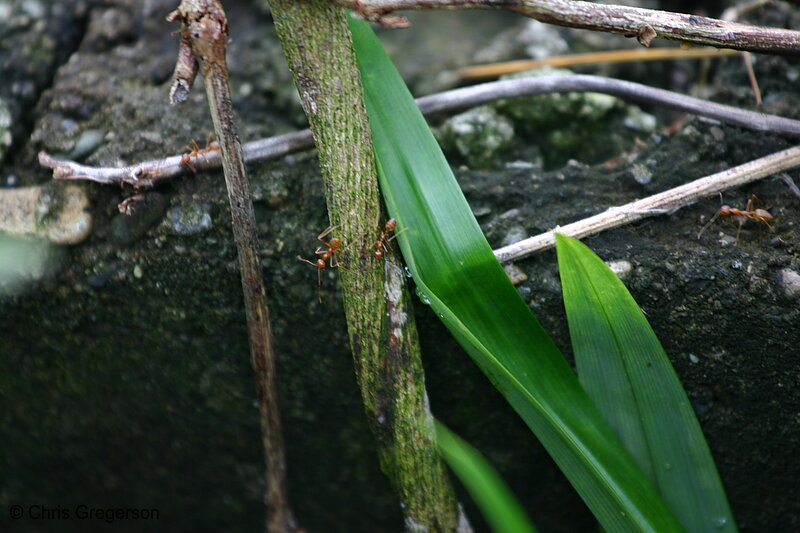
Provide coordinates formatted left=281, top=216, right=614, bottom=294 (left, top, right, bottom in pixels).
left=268, top=0, right=469, bottom=530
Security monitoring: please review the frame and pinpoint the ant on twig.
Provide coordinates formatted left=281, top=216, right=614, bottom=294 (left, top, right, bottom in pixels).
left=697, top=194, right=777, bottom=243
left=180, top=133, right=220, bottom=170
left=297, top=226, right=344, bottom=302
left=372, top=218, right=406, bottom=259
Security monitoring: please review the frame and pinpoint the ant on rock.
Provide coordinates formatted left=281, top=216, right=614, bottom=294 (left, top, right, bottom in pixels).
left=298, top=226, right=344, bottom=302
left=697, top=194, right=777, bottom=243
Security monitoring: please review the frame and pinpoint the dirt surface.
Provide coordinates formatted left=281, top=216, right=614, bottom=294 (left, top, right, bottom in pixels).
left=1, top=1, right=799, bottom=532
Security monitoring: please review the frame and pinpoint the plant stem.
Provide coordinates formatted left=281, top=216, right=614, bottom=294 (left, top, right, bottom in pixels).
left=336, top=0, right=800, bottom=54
left=267, top=0, right=468, bottom=530
left=166, top=2, right=295, bottom=532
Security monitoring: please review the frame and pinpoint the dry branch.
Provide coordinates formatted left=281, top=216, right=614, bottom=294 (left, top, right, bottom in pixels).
left=335, top=0, right=800, bottom=55
left=166, top=2, right=296, bottom=532
left=493, top=145, right=800, bottom=262
left=40, top=75, right=800, bottom=186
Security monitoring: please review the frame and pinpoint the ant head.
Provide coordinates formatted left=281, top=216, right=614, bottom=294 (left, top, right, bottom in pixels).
left=328, top=237, right=342, bottom=249
left=315, top=258, right=326, bottom=269
left=385, top=218, right=397, bottom=232
left=719, top=205, right=732, bottom=215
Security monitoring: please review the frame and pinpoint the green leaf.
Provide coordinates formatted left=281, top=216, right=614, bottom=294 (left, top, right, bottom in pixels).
left=435, top=421, right=538, bottom=533
left=349, top=16, right=685, bottom=533
left=555, top=233, right=736, bottom=532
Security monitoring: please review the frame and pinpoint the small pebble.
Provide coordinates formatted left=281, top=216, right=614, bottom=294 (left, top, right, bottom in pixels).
left=777, top=268, right=800, bottom=298
left=133, top=265, right=143, bottom=279
left=0, top=184, right=92, bottom=244
left=631, top=163, right=652, bottom=185
left=69, top=129, right=104, bottom=160
left=501, top=225, right=527, bottom=247
left=504, top=264, right=528, bottom=285
left=168, top=203, right=213, bottom=235
left=623, top=107, right=657, bottom=133
left=605, top=260, right=633, bottom=280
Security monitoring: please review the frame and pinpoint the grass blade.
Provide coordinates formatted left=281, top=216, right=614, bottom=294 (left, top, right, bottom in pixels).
left=349, top=16, right=684, bottom=532
left=556, top=233, right=736, bottom=532
left=435, top=421, right=538, bottom=533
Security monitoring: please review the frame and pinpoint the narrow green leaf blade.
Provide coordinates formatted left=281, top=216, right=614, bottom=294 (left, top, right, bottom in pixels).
left=350, top=17, right=685, bottom=533
left=556, top=233, right=736, bottom=532
left=435, top=421, right=538, bottom=533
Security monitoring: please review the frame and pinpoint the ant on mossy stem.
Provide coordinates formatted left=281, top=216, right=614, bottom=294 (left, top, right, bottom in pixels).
left=297, top=226, right=344, bottom=302
left=697, top=194, right=777, bottom=244
left=372, top=218, right=406, bottom=259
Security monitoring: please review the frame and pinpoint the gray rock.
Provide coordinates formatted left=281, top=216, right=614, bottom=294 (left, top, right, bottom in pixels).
left=167, top=202, right=214, bottom=236
left=437, top=105, right=514, bottom=168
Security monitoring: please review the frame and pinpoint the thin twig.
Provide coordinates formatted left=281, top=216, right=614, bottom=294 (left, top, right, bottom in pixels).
left=167, top=2, right=296, bottom=532
left=719, top=4, right=762, bottom=107
left=493, top=145, right=800, bottom=262
left=40, top=74, right=800, bottom=186
left=778, top=172, right=800, bottom=199
left=334, top=0, right=800, bottom=55
left=457, top=47, right=739, bottom=80
left=39, top=130, right=313, bottom=188
left=414, top=75, right=800, bottom=135
left=741, top=52, right=763, bottom=106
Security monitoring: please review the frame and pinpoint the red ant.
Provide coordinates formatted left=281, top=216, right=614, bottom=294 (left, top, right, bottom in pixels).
left=180, top=133, right=220, bottom=169
left=697, top=194, right=776, bottom=243
left=373, top=218, right=405, bottom=259
left=297, top=226, right=344, bottom=302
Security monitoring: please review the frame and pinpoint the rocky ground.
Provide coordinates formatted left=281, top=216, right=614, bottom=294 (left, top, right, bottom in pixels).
left=1, top=0, right=799, bottom=532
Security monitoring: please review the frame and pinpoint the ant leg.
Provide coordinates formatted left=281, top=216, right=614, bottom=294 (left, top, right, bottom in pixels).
left=298, top=255, right=324, bottom=302
left=182, top=140, right=201, bottom=157
left=316, top=225, right=337, bottom=247
left=697, top=210, right=722, bottom=240
left=297, top=255, right=318, bottom=267
left=386, top=226, right=409, bottom=244
left=734, top=218, right=744, bottom=245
